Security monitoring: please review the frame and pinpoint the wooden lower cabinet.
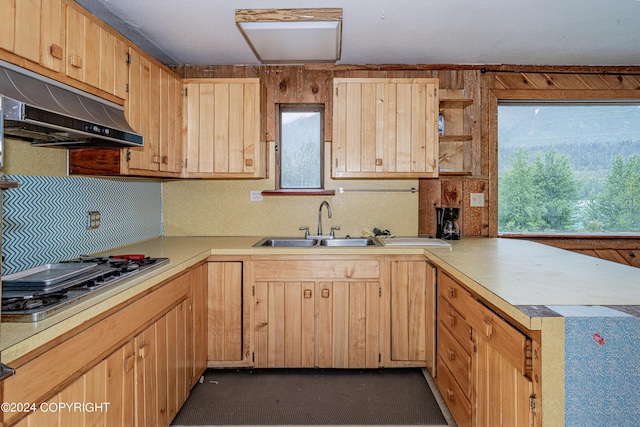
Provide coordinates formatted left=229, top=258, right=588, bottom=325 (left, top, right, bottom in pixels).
left=473, top=327, right=533, bottom=427
left=252, top=256, right=382, bottom=369
left=253, top=280, right=381, bottom=368
left=207, top=260, right=252, bottom=367
left=387, top=257, right=436, bottom=369
left=190, top=263, right=208, bottom=385
left=435, top=271, right=538, bottom=427
left=2, top=266, right=205, bottom=427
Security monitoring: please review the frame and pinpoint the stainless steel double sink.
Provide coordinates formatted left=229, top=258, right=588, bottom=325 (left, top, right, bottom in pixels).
left=253, top=236, right=383, bottom=248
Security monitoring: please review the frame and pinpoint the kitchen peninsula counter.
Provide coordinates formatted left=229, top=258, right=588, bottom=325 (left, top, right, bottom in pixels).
left=2, top=236, right=639, bottom=364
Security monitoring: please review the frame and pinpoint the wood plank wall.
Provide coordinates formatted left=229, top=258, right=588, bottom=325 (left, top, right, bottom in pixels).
left=170, top=64, right=488, bottom=238
left=170, top=64, right=640, bottom=267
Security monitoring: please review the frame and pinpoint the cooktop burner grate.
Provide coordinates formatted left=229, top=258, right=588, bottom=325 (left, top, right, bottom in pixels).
left=2, top=256, right=169, bottom=322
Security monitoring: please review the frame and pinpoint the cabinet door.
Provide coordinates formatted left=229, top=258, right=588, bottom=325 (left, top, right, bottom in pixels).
left=253, top=281, right=316, bottom=368
left=389, top=260, right=435, bottom=366
left=10, top=0, right=41, bottom=64
left=183, top=79, right=264, bottom=178
left=208, top=262, right=244, bottom=363
left=40, top=0, right=64, bottom=72
left=191, top=263, right=208, bottom=387
left=65, top=4, right=100, bottom=88
left=333, top=78, right=439, bottom=178
left=135, top=324, right=158, bottom=427
left=105, top=340, right=137, bottom=426
left=159, top=68, right=183, bottom=174
left=125, top=50, right=182, bottom=176
left=473, top=331, right=533, bottom=427
left=65, top=3, right=128, bottom=97
left=0, top=0, right=17, bottom=53
left=163, top=299, right=191, bottom=423
left=7, top=0, right=64, bottom=72
left=126, top=49, right=160, bottom=172
left=316, top=281, right=381, bottom=369
left=100, top=29, right=128, bottom=99
left=470, top=300, right=534, bottom=427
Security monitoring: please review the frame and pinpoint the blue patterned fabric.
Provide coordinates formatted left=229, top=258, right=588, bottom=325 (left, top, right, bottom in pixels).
left=564, top=315, right=640, bottom=427
left=1, top=175, right=161, bottom=275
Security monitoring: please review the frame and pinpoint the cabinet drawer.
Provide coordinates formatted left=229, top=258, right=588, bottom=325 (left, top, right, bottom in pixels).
left=436, top=359, right=471, bottom=427
left=467, top=298, right=528, bottom=375
left=437, top=323, right=471, bottom=398
left=437, top=296, right=471, bottom=346
left=438, top=272, right=476, bottom=317
left=253, top=259, right=380, bottom=280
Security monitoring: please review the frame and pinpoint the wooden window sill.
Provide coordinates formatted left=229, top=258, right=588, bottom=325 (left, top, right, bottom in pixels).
left=501, top=233, right=640, bottom=239
left=261, top=190, right=335, bottom=196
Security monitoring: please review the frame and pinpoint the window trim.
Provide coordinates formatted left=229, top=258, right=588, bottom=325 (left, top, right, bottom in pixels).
left=488, top=88, right=640, bottom=237
left=275, top=103, right=325, bottom=191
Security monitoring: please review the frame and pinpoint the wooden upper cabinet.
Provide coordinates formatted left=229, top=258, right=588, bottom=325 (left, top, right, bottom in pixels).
left=332, top=78, right=439, bottom=178
left=159, top=68, right=184, bottom=174
left=1, top=0, right=65, bottom=73
left=65, top=4, right=99, bottom=87
left=1, top=0, right=128, bottom=98
left=100, top=29, right=128, bottom=100
left=125, top=48, right=183, bottom=177
left=65, top=2, right=128, bottom=98
left=126, top=50, right=158, bottom=171
left=183, top=78, right=265, bottom=178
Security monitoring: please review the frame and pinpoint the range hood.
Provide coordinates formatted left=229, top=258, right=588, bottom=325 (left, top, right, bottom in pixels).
left=0, top=60, right=143, bottom=150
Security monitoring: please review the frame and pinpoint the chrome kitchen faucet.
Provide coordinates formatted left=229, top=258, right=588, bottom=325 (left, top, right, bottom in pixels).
left=317, top=201, right=331, bottom=236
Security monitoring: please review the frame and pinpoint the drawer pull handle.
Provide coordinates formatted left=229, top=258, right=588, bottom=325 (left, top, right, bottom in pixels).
left=484, top=320, right=493, bottom=339
left=322, top=289, right=330, bottom=298
left=448, top=349, right=455, bottom=361
left=447, top=388, right=455, bottom=402
left=139, top=344, right=149, bottom=359
left=304, top=289, right=312, bottom=298
left=448, top=314, right=456, bottom=326
left=50, top=44, right=63, bottom=60
left=70, top=54, right=83, bottom=69
left=448, top=287, right=456, bottom=298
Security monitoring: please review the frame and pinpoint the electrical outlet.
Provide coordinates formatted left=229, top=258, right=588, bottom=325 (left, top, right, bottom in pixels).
left=470, top=193, right=485, bottom=207
left=250, top=191, right=263, bottom=202
left=87, top=211, right=101, bottom=230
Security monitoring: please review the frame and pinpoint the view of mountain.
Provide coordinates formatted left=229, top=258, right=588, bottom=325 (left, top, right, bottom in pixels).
left=498, top=104, right=640, bottom=147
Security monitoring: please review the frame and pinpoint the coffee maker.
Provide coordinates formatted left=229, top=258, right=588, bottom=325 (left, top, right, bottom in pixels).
left=436, top=207, right=460, bottom=240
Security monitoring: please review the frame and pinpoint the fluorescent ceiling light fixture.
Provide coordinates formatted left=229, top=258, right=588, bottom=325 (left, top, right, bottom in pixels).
left=236, top=9, right=342, bottom=64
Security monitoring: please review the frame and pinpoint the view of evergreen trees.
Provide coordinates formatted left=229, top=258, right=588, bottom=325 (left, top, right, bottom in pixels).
left=280, top=112, right=321, bottom=188
left=499, top=149, right=640, bottom=233
left=498, top=104, right=640, bottom=234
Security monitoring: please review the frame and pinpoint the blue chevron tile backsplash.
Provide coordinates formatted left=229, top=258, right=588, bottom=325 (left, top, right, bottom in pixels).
left=1, top=175, right=162, bottom=275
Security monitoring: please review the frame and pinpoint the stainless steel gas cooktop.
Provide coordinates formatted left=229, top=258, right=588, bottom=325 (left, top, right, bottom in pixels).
left=1, top=255, right=169, bottom=322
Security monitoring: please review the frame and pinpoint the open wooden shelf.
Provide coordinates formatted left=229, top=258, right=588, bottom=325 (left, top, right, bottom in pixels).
left=439, top=134, right=473, bottom=142
left=439, top=98, right=473, bottom=109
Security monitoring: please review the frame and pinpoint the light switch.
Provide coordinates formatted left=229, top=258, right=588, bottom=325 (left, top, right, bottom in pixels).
left=470, top=193, right=485, bottom=207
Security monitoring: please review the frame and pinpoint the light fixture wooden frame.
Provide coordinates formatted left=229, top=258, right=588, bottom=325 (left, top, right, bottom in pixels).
left=236, top=8, right=343, bottom=64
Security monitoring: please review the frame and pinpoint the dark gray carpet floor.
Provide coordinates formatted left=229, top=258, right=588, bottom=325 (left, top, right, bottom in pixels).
left=171, top=368, right=449, bottom=426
